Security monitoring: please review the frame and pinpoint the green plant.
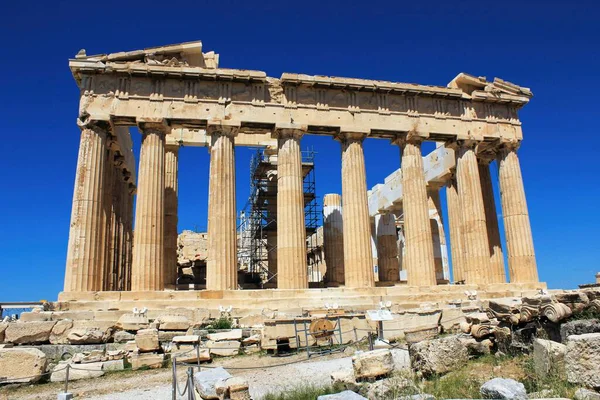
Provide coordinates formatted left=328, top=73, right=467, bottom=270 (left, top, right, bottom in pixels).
left=262, top=384, right=339, bottom=400
left=207, top=316, right=233, bottom=330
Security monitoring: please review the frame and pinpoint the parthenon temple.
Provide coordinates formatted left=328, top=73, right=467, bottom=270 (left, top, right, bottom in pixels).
left=60, top=40, right=542, bottom=312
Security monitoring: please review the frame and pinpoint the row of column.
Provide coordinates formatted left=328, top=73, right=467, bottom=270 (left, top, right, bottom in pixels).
left=64, top=121, right=135, bottom=292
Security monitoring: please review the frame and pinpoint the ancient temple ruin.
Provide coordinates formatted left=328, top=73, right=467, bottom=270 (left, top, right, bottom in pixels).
left=60, top=40, right=542, bottom=312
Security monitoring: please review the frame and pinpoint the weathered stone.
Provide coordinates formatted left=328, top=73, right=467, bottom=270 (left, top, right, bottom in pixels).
left=0, top=322, right=7, bottom=343
left=72, top=349, right=104, bottom=363
left=555, top=292, right=590, bottom=313
left=560, top=319, right=600, bottom=342
left=135, top=328, right=160, bottom=352
left=242, top=334, right=260, bottom=345
left=440, top=307, right=467, bottom=332
left=0, top=348, right=47, bottom=383
left=404, top=324, right=439, bottom=344
left=50, top=361, right=104, bottom=382
left=239, top=314, right=267, bottom=328
left=4, top=321, right=56, bottom=344
left=330, top=368, right=358, bottom=392
left=565, top=333, right=600, bottom=388
left=193, top=366, right=232, bottom=399
left=480, top=378, right=527, bottom=400
left=352, top=349, right=394, bottom=380
left=409, top=335, right=469, bottom=377
left=206, top=340, right=241, bottom=357
left=157, top=315, right=190, bottom=331
left=207, top=329, right=242, bottom=341
left=102, top=359, right=125, bottom=371
left=317, top=390, right=367, bottom=400
left=20, top=311, right=53, bottom=322
left=574, top=388, right=600, bottom=400
left=67, top=328, right=105, bottom=344
left=106, top=349, right=126, bottom=360
left=390, top=348, right=411, bottom=370
left=533, top=338, right=566, bottom=376
left=172, top=344, right=211, bottom=363
left=458, top=336, right=493, bottom=356
left=173, top=335, right=201, bottom=344
left=50, top=320, right=74, bottom=344
left=114, top=330, right=135, bottom=343
left=116, top=313, right=149, bottom=330
left=215, top=376, right=250, bottom=400
left=158, top=331, right=183, bottom=342
left=129, top=353, right=165, bottom=370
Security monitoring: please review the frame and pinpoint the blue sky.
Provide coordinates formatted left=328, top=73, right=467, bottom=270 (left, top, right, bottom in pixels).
left=0, top=0, right=598, bottom=301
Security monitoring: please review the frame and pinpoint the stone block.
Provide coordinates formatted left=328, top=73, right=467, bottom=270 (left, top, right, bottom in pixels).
left=404, top=324, right=439, bottom=344
left=381, top=309, right=442, bottom=341
left=409, top=334, right=469, bottom=377
left=0, top=348, right=47, bottom=383
left=352, top=349, right=394, bottom=380
left=102, top=359, right=124, bottom=371
left=206, top=340, right=241, bottom=357
left=317, top=390, right=367, bottom=400
left=135, top=328, right=160, bottom=352
left=440, top=307, right=467, bottom=332
left=207, top=329, right=242, bottom=341
left=457, top=336, right=493, bottom=356
left=242, top=334, right=260, bottom=345
left=129, top=353, right=165, bottom=370
left=574, top=388, right=600, bottom=400
left=215, top=376, right=250, bottom=400
left=72, top=349, right=104, bottom=363
left=330, top=368, right=358, bottom=391
left=0, top=322, right=7, bottom=343
left=67, top=328, right=105, bottom=344
left=555, top=291, right=590, bottom=313
left=114, top=330, right=135, bottom=343
left=172, top=335, right=201, bottom=344
left=561, top=319, right=600, bottom=342
left=480, top=377, right=527, bottom=400
left=193, top=366, right=232, bottom=399
left=533, top=338, right=566, bottom=376
left=172, top=344, right=211, bottom=363
left=390, top=348, right=411, bottom=370
left=4, top=321, right=56, bottom=344
left=116, top=313, right=149, bottom=330
left=159, top=331, right=183, bottom=342
left=106, top=349, right=126, bottom=360
left=50, top=320, right=74, bottom=344
left=157, top=315, right=190, bottom=331
left=566, top=333, right=600, bottom=388
left=19, top=311, right=53, bottom=322
left=57, top=393, right=74, bottom=400
left=239, top=314, right=267, bottom=327
left=50, top=361, right=104, bottom=382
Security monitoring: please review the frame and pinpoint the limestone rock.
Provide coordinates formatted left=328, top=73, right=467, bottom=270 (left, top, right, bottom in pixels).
left=365, top=376, right=416, bottom=399
left=0, top=348, right=47, bottom=383
left=352, top=349, right=394, bottom=380
left=404, top=324, right=439, bottom=344
left=172, top=335, right=201, bottom=344
left=102, top=359, right=125, bottom=371
left=0, top=322, right=8, bottom=343
left=67, top=328, right=105, bottom=344
left=330, top=368, right=358, bottom=392
left=172, top=344, right=211, bottom=363
left=458, top=336, right=493, bottom=356
left=49, top=320, right=74, bottom=344
left=193, top=366, right=232, bottom=399
left=409, top=334, right=469, bottom=377
left=390, top=348, right=411, bottom=370
left=4, top=321, right=56, bottom=344
left=555, top=291, right=590, bottom=313
left=129, top=353, right=165, bottom=370
left=317, top=391, right=367, bottom=400
left=480, top=378, right=527, bottom=400
left=440, top=307, right=466, bottom=332
left=533, top=338, right=566, bottom=376
left=206, top=340, right=241, bottom=357
left=50, top=361, right=104, bottom=382
left=158, top=331, right=183, bottom=342
left=242, top=334, right=260, bottom=345
left=207, top=329, right=242, bottom=341
left=215, top=376, right=250, bottom=400
left=565, top=333, right=600, bottom=388
left=574, top=388, right=600, bottom=400
left=560, top=319, right=600, bottom=342
left=116, top=313, right=149, bottom=330
left=157, top=315, right=190, bottom=331
left=135, top=328, right=160, bottom=352
left=114, top=330, right=135, bottom=343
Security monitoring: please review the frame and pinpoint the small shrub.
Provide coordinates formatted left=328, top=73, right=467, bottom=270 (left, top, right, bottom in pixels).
left=262, top=384, right=338, bottom=400
left=207, top=316, right=233, bottom=330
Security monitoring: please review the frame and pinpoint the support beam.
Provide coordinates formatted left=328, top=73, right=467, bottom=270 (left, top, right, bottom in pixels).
left=339, top=132, right=375, bottom=288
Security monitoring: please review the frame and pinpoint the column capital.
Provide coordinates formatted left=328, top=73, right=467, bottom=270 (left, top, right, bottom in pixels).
left=77, top=114, right=111, bottom=133
left=137, top=117, right=170, bottom=136
left=335, top=129, right=369, bottom=143
left=206, top=120, right=241, bottom=138
left=391, top=131, right=426, bottom=147
left=498, top=139, right=522, bottom=153
left=165, top=143, right=181, bottom=152
left=273, top=123, right=307, bottom=139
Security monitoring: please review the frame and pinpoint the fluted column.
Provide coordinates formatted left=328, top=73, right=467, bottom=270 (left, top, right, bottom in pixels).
left=131, top=119, right=167, bottom=291
left=266, top=169, right=278, bottom=284
left=428, top=188, right=450, bottom=282
left=64, top=120, right=110, bottom=292
left=375, top=213, right=399, bottom=282
left=164, top=145, right=179, bottom=288
left=396, top=137, right=436, bottom=286
left=276, top=127, right=308, bottom=289
left=339, top=132, right=375, bottom=288
left=497, top=143, right=538, bottom=282
left=206, top=124, right=239, bottom=291
left=123, top=183, right=135, bottom=290
left=478, top=158, right=506, bottom=283
left=454, top=141, right=491, bottom=284
left=323, top=193, right=345, bottom=285
left=446, top=176, right=465, bottom=282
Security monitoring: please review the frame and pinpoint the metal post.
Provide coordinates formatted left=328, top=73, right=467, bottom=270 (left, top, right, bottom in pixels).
left=303, top=320, right=310, bottom=358
left=353, top=327, right=358, bottom=343
left=64, top=364, right=70, bottom=393
left=171, top=357, right=177, bottom=400
left=377, top=320, right=384, bottom=341
left=187, top=366, right=195, bottom=400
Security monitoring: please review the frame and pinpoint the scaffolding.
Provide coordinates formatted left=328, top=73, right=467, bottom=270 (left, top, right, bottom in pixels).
left=238, top=148, right=319, bottom=286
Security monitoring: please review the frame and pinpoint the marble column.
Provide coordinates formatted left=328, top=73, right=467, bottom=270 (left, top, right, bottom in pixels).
left=99, top=146, right=115, bottom=290
left=164, top=145, right=179, bottom=288
left=131, top=120, right=167, bottom=291
left=446, top=177, right=465, bottom=283
left=276, top=128, right=308, bottom=289
left=455, top=141, right=491, bottom=284
left=375, top=213, right=400, bottom=282
left=323, top=193, right=345, bottom=285
left=206, top=125, right=239, bottom=291
left=497, top=143, right=538, bottom=282
left=478, top=158, right=506, bottom=283
left=123, top=183, right=135, bottom=290
left=396, top=137, right=436, bottom=286
left=428, top=188, right=450, bottom=282
left=266, top=170, right=278, bottom=284
left=340, top=132, right=375, bottom=288
left=64, top=121, right=110, bottom=292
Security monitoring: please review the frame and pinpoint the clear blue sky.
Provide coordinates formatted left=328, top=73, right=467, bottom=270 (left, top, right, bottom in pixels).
left=1, top=0, right=598, bottom=301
